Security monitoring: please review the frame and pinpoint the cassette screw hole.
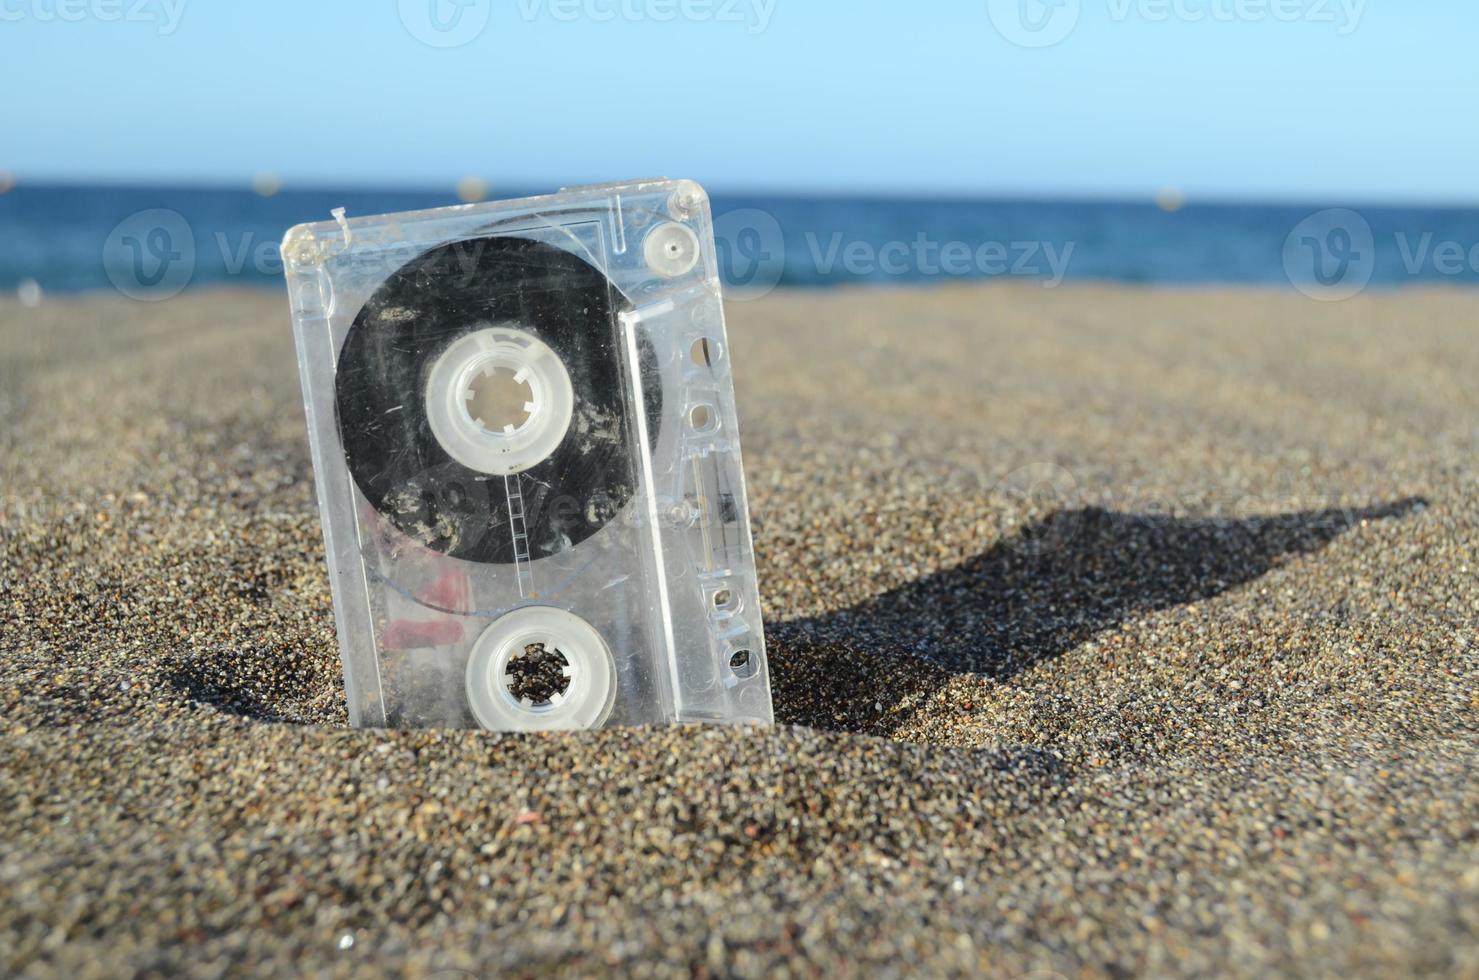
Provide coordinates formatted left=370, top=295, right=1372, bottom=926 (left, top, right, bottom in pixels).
left=690, top=337, right=721, bottom=367
left=689, top=404, right=715, bottom=432
left=713, top=588, right=732, bottom=609
left=505, top=643, right=571, bottom=707
left=466, top=367, right=534, bottom=435
left=728, top=649, right=757, bottom=678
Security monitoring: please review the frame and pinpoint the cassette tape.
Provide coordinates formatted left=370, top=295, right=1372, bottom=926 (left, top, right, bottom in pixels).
left=281, top=179, right=772, bottom=731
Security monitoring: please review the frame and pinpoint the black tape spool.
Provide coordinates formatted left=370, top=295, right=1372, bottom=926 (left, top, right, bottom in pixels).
left=335, top=235, right=662, bottom=566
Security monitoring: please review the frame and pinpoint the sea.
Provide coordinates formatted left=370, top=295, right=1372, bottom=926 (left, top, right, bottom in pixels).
left=3, top=183, right=1479, bottom=297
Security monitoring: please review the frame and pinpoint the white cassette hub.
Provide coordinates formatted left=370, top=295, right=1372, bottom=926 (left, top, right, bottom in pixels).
left=424, top=326, right=575, bottom=476
left=464, top=607, right=616, bottom=731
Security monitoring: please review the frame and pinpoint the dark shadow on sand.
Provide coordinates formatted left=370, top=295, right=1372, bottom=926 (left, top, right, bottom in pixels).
left=769, top=498, right=1427, bottom=735
left=161, top=640, right=346, bottom=726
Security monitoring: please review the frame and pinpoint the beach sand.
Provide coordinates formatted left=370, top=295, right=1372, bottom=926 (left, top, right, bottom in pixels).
left=2, top=284, right=1476, bottom=977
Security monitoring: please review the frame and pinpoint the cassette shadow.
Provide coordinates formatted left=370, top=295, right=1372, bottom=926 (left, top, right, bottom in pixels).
left=162, top=639, right=345, bottom=725
left=769, top=498, right=1427, bottom=737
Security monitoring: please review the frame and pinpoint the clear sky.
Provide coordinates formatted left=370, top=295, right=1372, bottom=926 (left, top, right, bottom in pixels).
left=3, top=0, right=1476, bottom=202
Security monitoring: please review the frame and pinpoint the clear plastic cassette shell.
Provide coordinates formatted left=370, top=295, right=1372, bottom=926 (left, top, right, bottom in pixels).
left=282, top=179, right=772, bottom=731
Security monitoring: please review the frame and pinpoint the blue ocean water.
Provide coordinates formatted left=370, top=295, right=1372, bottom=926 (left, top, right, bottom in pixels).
left=3, top=183, right=1479, bottom=296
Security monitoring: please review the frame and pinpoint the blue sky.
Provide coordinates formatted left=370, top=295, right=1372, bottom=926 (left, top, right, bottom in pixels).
left=3, top=0, right=1476, bottom=201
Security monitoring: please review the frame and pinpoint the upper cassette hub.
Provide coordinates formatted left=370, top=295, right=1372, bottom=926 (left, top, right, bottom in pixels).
left=283, top=179, right=772, bottom=731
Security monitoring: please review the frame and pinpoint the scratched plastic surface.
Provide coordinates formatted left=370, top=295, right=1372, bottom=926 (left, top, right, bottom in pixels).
left=282, top=179, right=772, bottom=731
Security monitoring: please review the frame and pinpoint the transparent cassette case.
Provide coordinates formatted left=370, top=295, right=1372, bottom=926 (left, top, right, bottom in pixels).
left=282, top=179, right=771, bottom=731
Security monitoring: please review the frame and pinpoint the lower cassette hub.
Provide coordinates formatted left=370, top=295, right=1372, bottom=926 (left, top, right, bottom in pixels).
left=283, top=178, right=773, bottom=732
left=464, top=607, right=616, bottom=731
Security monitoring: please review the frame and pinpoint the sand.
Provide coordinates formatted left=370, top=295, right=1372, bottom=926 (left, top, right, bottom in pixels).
left=1, top=284, right=1476, bottom=977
